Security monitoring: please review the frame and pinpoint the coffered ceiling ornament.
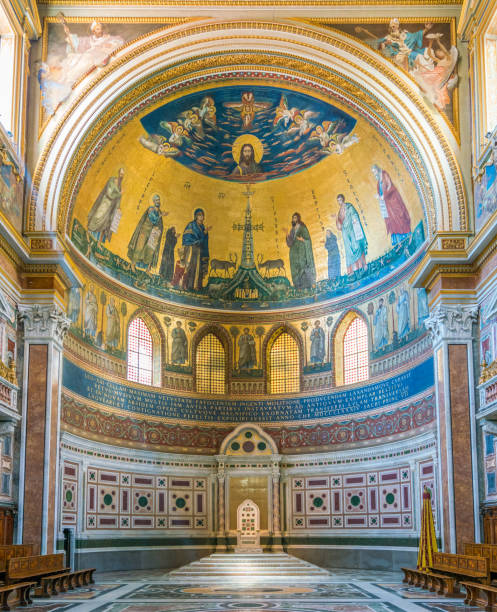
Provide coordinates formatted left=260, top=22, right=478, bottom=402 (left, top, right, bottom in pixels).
left=30, top=19, right=466, bottom=245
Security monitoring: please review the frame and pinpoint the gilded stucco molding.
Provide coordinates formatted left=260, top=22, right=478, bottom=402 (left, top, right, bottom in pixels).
left=30, top=20, right=466, bottom=238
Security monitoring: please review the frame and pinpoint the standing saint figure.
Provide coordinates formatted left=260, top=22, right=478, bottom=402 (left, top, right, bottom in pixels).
left=417, top=288, right=429, bottom=323
left=374, top=297, right=389, bottom=349
left=84, top=285, right=98, bottom=340
left=105, top=296, right=120, bottom=349
left=238, top=328, right=257, bottom=371
left=285, top=213, right=316, bottom=290
left=323, top=229, right=341, bottom=279
left=171, top=321, right=188, bottom=364
left=68, top=288, right=80, bottom=324
left=87, top=167, right=124, bottom=250
left=397, top=288, right=411, bottom=339
left=127, top=194, right=168, bottom=274
left=230, top=143, right=262, bottom=177
left=181, top=208, right=211, bottom=292
left=371, top=165, right=411, bottom=245
left=160, top=226, right=178, bottom=284
left=335, top=194, right=368, bottom=274
left=310, top=320, right=326, bottom=364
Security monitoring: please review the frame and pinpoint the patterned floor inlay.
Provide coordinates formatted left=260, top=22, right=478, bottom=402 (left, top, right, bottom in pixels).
left=120, top=583, right=376, bottom=600
left=26, top=561, right=484, bottom=612
left=415, top=604, right=481, bottom=611
left=90, top=603, right=406, bottom=612
left=373, top=583, right=465, bottom=600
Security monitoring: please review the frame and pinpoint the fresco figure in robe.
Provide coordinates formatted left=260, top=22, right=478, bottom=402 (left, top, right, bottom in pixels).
left=67, top=288, right=81, bottom=324
left=374, top=297, right=389, bottom=349
left=231, top=143, right=262, bottom=177
left=417, top=288, right=429, bottom=323
left=160, top=226, right=178, bottom=284
left=335, top=194, right=368, bottom=274
left=323, top=229, right=341, bottom=279
left=371, top=165, right=411, bottom=245
left=238, top=328, right=257, bottom=371
left=397, top=288, right=410, bottom=338
left=356, top=19, right=434, bottom=71
left=54, top=16, right=124, bottom=87
left=127, top=194, right=168, bottom=274
left=310, top=320, right=326, bottom=364
left=87, top=167, right=124, bottom=251
left=285, top=213, right=316, bottom=290
left=182, top=208, right=211, bottom=291
left=171, top=321, right=188, bottom=364
left=84, top=285, right=98, bottom=339
left=105, top=296, right=120, bottom=349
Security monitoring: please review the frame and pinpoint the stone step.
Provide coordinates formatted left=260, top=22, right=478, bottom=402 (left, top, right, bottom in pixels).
left=168, top=552, right=329, bottom=580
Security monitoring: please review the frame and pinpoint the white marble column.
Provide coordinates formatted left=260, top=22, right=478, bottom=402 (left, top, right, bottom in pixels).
left=271, top=459, right=283, bottom=551
left=216, top=460, right=227, bottom=551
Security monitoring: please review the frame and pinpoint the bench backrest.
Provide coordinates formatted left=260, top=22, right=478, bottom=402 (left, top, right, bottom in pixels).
left=7, top=553, right=65, bottom=580
left=432, top=552, right=489, bottom=578
left=464, top=543, right=497, bottom=571
left=0, top=546, right=34, bottom=572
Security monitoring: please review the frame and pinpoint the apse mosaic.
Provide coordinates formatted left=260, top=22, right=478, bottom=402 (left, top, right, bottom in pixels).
left=69, top=82, right=426, bottom=312
left=329, top=19, right=458, bottom=124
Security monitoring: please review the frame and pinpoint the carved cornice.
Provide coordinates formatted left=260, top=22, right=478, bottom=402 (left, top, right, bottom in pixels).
left=18, top=304, right=70, bottom=345
left=424, top=304, right=479, bottom=345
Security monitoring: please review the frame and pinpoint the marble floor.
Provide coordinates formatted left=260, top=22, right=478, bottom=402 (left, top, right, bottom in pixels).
left=25, top=553, right=482, bottom=612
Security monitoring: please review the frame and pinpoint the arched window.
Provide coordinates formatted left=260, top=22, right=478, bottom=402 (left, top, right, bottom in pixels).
left=268, top=331, right=300, bottom=394
left=334, top=312, right=369, bottom=387
left=127, top=317, right=153, bottom=385
left=343, top=317, right=369, bottom=385
left=196, top=333, right=225, bottom=394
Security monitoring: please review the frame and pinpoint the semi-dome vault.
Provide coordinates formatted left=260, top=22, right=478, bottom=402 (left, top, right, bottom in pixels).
left=31, top=19, right=466, bottom=312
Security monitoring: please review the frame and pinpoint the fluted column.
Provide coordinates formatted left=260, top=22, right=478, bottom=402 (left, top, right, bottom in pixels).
left=425, top=304, right=479, bottom=552
left=216, top=460, right=227, bottom=551
left=17, top=304, right=69, bottom=554
left=271, top=459, right=283, bottom=551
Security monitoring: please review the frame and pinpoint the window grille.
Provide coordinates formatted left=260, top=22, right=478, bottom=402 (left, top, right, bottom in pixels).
left=127, top=317, right=153, bottom=385
left=196, top=333, right=225, bottom=394
left=270, top=332, right=300, bottom=394
left=343, top=317, right=369, bottom=385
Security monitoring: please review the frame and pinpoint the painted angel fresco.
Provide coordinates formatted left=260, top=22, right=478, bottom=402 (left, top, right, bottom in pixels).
left=351, top=20, right=458, bottom=113
left=138, top=86, right=359, bottom=182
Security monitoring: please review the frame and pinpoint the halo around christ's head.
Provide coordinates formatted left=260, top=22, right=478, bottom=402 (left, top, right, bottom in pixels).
left=232, top=134, right=264, bottom=163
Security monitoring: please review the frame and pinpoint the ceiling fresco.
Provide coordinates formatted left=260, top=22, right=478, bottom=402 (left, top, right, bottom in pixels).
left=69, top=82, right=426, bottom=311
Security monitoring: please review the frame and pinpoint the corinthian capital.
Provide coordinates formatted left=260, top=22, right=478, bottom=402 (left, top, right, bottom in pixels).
left=18, top=304, right=70, bottom=345
left=424, top=304, right=478, bottom=345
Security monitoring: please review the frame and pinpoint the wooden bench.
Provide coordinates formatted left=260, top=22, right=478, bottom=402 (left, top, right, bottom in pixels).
left=461, top=581, right=497, bottom=611
left=0, top=547, right=34, bottom=577
left=35, top=568, right=96, bottom=597
left=464, top=543, right=497, bottom=578
left=431, top=552, right=490, bottom=584
left=71, top=568, right=95, bottom=586
left=401, top=567, right=460, bottom=595
left=0, top=582, right=36, bottom=610
left=5, top=553, right=66, bottom=585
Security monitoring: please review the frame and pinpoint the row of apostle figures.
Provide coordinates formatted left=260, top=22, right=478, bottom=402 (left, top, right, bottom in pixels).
left=85, top=165, right=412, bottom=291
left=69, top=284, right=428, bottom=363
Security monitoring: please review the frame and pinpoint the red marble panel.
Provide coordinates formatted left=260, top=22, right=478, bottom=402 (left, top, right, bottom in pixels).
left=23, top=345, right=48, bottom=554
left=448, top=344, right=475, bottom=553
